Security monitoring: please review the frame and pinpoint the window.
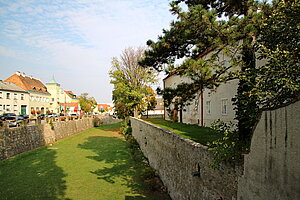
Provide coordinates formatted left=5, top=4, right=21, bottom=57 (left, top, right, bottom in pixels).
left=21, top=94, right=24, bottom=100
left=0, top=92, right=2, bottom=98
left=206, top=101, right=211, bottom=114
left=3, top=105, right=5, bottom=111
left=6, top=93, right=10, bottom=99
left=52, top=98, right=55, bottom=102
left=14, top=105, right=18, bottom=111
left=6, top=105, right=10, bottom=111
left=221, top=99, right=228, bottom=115
left=14, top=93, right=17, bottom=100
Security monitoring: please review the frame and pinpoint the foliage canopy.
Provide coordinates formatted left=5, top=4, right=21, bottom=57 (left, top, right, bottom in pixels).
left=110, top=46, right=158, bottom=119
left=79, top=93, right=97, bottom=113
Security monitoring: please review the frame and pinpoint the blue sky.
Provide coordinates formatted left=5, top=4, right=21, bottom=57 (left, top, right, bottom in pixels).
left=0, top=0, right=174, bottom=103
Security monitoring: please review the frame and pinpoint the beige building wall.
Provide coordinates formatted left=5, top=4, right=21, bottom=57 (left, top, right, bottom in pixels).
left=163, top=73, right=238, bottom=126
left=203, top=79, right=239, bottom=126
left=29, top=92, right=51, bottom=114
left=0, top=90, right=30, bottom=115
left=46, top=84, right=68, bottom=113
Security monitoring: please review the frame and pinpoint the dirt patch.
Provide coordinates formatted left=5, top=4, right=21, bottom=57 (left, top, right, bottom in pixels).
left=105, top=127, right=120, bottom=132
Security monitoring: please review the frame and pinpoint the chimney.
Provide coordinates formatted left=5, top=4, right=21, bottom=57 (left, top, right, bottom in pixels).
left=21, top=72, right=26, bottom=77
left=16, top=71, right=21, bottom=76
left=29, top=75, right=33, bottom=79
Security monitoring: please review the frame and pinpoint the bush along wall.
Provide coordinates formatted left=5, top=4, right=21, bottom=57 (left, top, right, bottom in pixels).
left=120, top=118, right=170, bottom=196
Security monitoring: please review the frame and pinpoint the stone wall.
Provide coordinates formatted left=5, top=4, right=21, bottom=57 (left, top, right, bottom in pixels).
left=130, top=117, right=242, bottom=200
left=0, top=116, right=121, bottom=160
left=237, top=100, right=300, bottom=200
left=0, top=125, right=44, bottom=160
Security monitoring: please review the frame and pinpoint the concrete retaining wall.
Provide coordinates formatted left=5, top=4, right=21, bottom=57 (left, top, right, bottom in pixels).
left=130, top=117, right=242, bottom=200
left=237, top=100, right=300, bottom=200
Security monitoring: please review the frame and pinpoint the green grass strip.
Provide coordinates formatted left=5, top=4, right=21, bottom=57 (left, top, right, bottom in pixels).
left=144, top=118, right=221, bottom=145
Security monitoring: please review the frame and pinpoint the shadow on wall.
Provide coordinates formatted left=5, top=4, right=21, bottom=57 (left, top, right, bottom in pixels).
left=0, top=147, right=70, bottom=200
left=77, top=134, right=170, bottom=200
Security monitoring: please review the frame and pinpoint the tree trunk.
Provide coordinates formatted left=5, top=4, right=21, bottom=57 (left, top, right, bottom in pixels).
left=236, top=44, right=259, bottom=142
left=133, top=106, right=139, bottom=118
left=179, top=108, right=183, bottom=123
left=200, top=90, right=204, bottom=126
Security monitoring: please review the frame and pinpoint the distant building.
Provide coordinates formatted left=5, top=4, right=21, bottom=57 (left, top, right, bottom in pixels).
left=65, top=91, right=79, bottom=103
left=46, top=75, right=80, bottom=114
left=97, top=103, right=113, bottom=112
left=146, top=97, right=164, bottom=116
left=46, top=75, right=64, bottom=113
left=59, top=102, right=81, bottom=114
left=0, top=80, right=30, bottom=115
left=5, top=72, right=51, bottom=115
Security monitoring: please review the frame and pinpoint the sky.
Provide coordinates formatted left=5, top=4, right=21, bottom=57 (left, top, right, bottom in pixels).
left=0, top=0, right=174, bottom=103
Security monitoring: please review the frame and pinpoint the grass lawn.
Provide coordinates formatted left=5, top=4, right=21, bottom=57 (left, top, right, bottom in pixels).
left=144, top=118, right=221, bottom=145
left=0, top=123, right=170, bottom=200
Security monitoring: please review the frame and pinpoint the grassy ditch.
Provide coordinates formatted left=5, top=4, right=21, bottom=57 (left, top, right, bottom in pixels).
left=0, top=123, right=170, bottom=200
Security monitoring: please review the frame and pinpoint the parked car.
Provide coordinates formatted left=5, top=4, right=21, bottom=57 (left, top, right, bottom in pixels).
left=6, top=116, right=23, bottom=127
left=0, top=113, right=16, bottom=121
left=47, top=113, right=57, bottom=118
left=37, top=114, right=46, bottom=120
left=19, top=114, right=29, bottom=119
left=17, top=115, right=24, bottom=120
left=70, top=113, right=79, bottom=119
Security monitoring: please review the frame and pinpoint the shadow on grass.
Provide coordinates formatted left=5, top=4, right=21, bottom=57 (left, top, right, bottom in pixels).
left=77, top=135, right=170, bottom=200
left=0, top=147, right=69, bottom=200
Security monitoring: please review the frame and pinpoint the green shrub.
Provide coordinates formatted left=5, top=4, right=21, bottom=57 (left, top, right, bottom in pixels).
left=120, top=118, right=132, bottom=136
left=207, top=120, right=247, bottom=169
left=49, top=119, right=54, bottom=130
left=93, top=117, right=103, bottom=127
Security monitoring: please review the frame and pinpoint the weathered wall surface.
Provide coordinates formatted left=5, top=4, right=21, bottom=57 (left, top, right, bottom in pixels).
left=0, top=125, right=44, bottom=160
left=42, top=118, right=94, bottom=144
left=237, top=100, right=300, bottom=200
left=130, top=117, right=242, bottom=200
left=0, top=116, right=120, bottom=160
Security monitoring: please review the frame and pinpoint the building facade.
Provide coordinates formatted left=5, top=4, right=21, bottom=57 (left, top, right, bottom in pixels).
left=46, top=76, right=80, bottom=114
left=163, top=49, right=239, bottom=126
left=4, top=72, right=51, bottom=115
left=0, top=80, right=30, bottom=115
left=46, top=76, right=67, bottom=113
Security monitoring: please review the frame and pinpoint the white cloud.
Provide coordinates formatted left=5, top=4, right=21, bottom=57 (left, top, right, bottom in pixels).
left=0, top=0, right=174, bottom=102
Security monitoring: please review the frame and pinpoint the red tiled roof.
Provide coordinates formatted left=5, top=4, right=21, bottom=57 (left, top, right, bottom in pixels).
left=4, top=73, right=50, bottom=94
left=65, top=91, right=79, bottom=99
left=98, top=104, right=112, bottom=111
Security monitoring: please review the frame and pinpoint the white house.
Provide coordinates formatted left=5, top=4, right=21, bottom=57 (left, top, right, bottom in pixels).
left=163, top=49, right=239, bottom=126
left=0, top=80, right=30, bottom=115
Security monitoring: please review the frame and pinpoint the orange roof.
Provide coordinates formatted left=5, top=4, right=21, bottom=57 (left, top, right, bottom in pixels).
left=65, top=91, right=79, bottom=99
left=4, top=73, right=49, bottom=94
left=98, top=104, right=112, bottom=110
